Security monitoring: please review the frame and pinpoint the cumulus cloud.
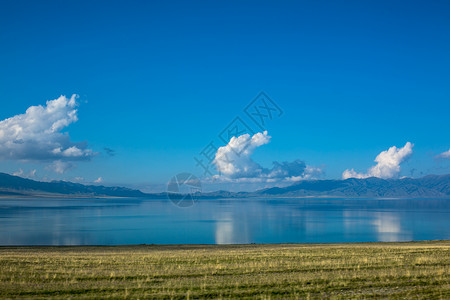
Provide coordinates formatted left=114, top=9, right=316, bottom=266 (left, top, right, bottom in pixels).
left=213, top=131, right=322, bottom=182
left=46, top=160, right=74, bottom=174
left=12, top=169, right=24, bottom=177
left=342, top=142, right=413, bottom=179
left=214, top=131, right=271, bottom=179
left=13, top=168, right=36, bottom=178
left=287, top=166, right=324, bottom=182
left=94, top=177, right=103, bottom=183
left=0, top=95, right=96, bottom=173
left=436, top=148, right=450, bottom=159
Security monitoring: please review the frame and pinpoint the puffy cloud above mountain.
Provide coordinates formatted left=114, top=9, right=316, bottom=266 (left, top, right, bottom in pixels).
left=0, top=95, right=95, bottom=173
left=342, top=142, right=413, bottom=179
left=213, top=131, right=322, bottom=182
left=13, top=168, right=36, bottom=178
left=214, top=131, right=271, bottom=179
left=46, top=160, right=74, bottom=174
left=436, top=148, right=450, bottom=159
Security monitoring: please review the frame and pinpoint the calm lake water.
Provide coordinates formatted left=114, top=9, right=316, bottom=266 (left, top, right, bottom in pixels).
left=0, top=197, right=449, bottom=245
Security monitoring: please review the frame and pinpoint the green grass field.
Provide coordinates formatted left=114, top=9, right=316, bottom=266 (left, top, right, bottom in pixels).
left=0, top=241, right=449, bottom=299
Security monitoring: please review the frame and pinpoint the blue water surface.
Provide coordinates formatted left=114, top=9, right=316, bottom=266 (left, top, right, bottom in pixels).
left=0, top=198, right=448, bottom=245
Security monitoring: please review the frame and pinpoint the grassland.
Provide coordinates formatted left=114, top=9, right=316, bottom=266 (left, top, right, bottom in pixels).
left=0, top=241, right=449, bottom=299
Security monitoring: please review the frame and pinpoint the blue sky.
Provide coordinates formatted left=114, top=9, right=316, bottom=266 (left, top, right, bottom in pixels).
left=0, top=0, right=449, bottom=191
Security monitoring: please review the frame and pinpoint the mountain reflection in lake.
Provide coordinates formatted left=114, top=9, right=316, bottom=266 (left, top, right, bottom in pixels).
left=0, top=198, right=448, bottom=245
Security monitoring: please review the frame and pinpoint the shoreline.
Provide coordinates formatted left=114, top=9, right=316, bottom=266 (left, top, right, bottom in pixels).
left=2, top=195, right=450, bottom=200
left=1, top=239, right=449, bottom=248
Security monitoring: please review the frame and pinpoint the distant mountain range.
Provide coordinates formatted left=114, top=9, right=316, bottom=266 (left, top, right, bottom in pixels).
left=254, top=175, right=450, bottom=198
left=1, top=172, right=450, bottom=198
left=0, top=172, right=160, bottom=198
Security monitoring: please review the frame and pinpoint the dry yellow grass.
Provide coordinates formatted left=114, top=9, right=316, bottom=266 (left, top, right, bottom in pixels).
left=0, top=241, right=449, bottom=299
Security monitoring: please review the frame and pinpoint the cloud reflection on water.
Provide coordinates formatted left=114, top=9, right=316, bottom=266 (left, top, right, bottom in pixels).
left=0, top=198, right=447, bottom=245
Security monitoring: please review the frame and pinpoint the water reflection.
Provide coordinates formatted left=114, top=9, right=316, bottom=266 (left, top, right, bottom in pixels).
left=372, top=212, right=408, bottom=242
left=0, top=198, right=448, bottom=245
left=214, top=208, right=251, bottom=244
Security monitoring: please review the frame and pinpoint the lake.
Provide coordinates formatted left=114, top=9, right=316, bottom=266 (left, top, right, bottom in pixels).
left=0, top=197, right=449, bottom=245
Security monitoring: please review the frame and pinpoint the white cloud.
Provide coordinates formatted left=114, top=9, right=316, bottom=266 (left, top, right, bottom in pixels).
left=12, top=168, right=36, bottom=178
left=436, top=148, right=450, bottom=159
left=94, top=177, right=103, bottom=183
left=46, top=160, right=74, bottom=174
left=287, top=166, right=324, bottom=182
left=13, top=169, right=24, bottom=177
left=29, top=169, right=37, bottom=177
left=214, top=131, right=271, bottom=179
left=0, top=95, right=96, bottom=173
left=342, top=142, right=413, bottom=179
left=212, top=131, right=322, bottom=182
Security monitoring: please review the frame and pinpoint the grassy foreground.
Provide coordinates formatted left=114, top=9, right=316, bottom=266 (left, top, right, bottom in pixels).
left=0, top=241, right=449, bottom=299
